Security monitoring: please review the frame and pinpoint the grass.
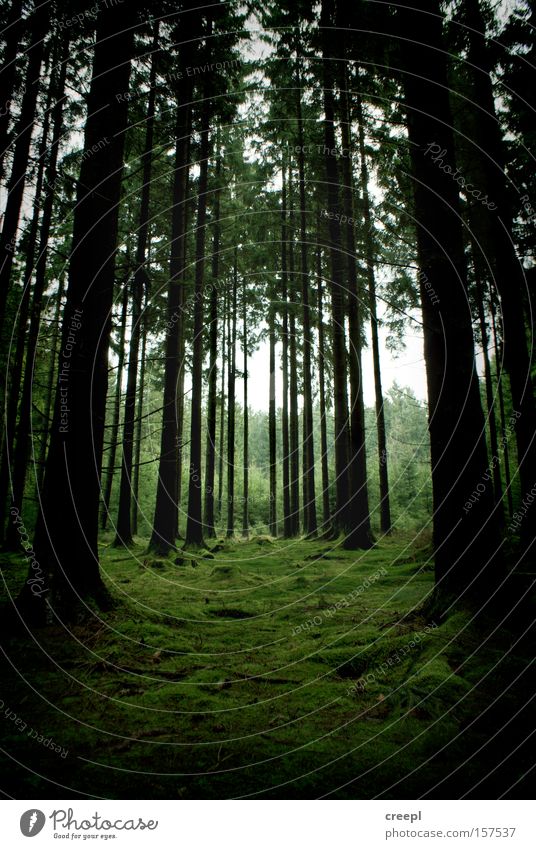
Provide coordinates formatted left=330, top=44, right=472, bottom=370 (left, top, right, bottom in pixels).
left=0, top=530, right=534, bottom=799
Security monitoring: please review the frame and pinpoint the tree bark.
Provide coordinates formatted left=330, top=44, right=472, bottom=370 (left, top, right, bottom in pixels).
left=337, top=64, right=373, bottom=549
left=114, top=27, right=158, bottom=546
left=398, top=0, right=502, bottom=599
left=356, top=95, right=392, bottom=535
left=226, top=249, right=238, bottom=538
left=287, top=163, right=300, bottom=536
left=281, top=157, right=291, bottom=537
left=0, top=2, right=49, bottom=337
left=19, top=5, right=134, bottom=619
left=204, top=148, right=221, bottom=538
left=295, top=62, right=317, bottom=536
left=185, top=86, right=212, bottom=548
left=100, top=285, right=129, bottom=530
left=149, top=79, right=193, bottom=554
left=316, top=244, right=331, bottom=532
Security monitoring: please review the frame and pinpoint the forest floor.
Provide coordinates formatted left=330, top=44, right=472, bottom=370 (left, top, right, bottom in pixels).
left=0, top=531, right=534, bottom=799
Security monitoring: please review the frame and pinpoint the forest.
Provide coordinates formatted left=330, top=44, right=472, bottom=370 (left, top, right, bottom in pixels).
left=0, top=0, right=534, bottom=800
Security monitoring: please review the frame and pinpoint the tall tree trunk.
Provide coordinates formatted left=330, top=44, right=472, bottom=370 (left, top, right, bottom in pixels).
left=242, top=279, right=249, bottom=539
left=269, top=296, right=277, bottom=536
left=356, top=95, right=392, bottom=535
left=204, top=148, right=221, bottom=538
left=114, top=27, right=158, bottom=546
left=226, top=250, right=237, bottom=538
left=320, top=3, right=352, bottom=538
left=217, top=288, right=227, bottom=524
left=0, top=83, right=52, bottom=543
left=185, top=86, right=212, bottom=548
left=462, top=0, right=536, bottom=550
left=316, top=245, right=331, bottom=532
left=0, top=0, right=24, bottom=186
left=18, top=5, right=134, bottom=619
left=337, top=64, right=373, bottom=549
left=490, top=294, right=514, bottom=519
left=288, top=163, right=300, bottom=536
left=3, top=39, right=68, bottom=549
left=472, top=250, right=504, bottom=522
left=100, top=285, right=128, bottom=530
left=281, top=157, right=291, bottom=537
left=295, top=62, right=317, bottom=536
left=149, top=80, right=192, bottom=554
left=36, top=274, right=66, bottom=494
left=132, top=299, right=148, bottom=537
left=398, top=0, right=501, bottom=599
left=0, top=2, right=49, bottom=336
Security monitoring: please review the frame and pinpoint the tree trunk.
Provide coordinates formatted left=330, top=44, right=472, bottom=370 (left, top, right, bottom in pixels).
left=316, top=245, right=331, bottom=532
left=472, top=249, right=504, bottom=523
left=295, top=63, right=317, bottom=536
left=462, top=0, right=536, bottom=550
left=217, top=288, right=227, bottom=524
left=19, top=5, right=134, bottom=619
left=356, top=95, right=392, bottom=535
left=320, top=3, right=351, bottom=538
left=36, top=274, right=66, bottom=494
left=185, top=87, right=212, bottom=548
left=242, top=278, right=249, bottom=539
left=269, top=296, right=277, bottom=536
left=337, top=65, right=373, bottom=549
left=281, top=157, right=291, bottom=537
left=0, top=2, right=49, bottom=337
left=287, top=163, right=300, bottom=536
left=226, top=250, right=237, bottom=538
left=399, top=0, right=501, bottom=599
left=132, top=298, right=148, bottom=537
left=204, top=148, right=221, bottom=538
left=3, top=38, right=68, bottom=549
left=0, top=84, right=52, bottom=543
left=100, top=285, right=128, bottom=530
left=0, top=0, right=24, bottom=187
left=114, top=27, right=158, bottom=546
left=490, top=294, right=514, bottom=519
left=149, top=80, right=193, bottom=554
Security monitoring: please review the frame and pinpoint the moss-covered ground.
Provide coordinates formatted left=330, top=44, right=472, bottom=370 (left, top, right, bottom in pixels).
left=0, top=531, right=534, bottom=799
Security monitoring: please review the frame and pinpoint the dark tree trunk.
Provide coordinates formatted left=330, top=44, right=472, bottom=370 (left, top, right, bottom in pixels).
left=0, top=85, right=52, bottom=543
left=0, top=2, right=49, bottom=337
left=217, top=288, right=227, bottom=523
left=18, top=5, right=134, bottom=619
left=100, top=285, right=129, bottom=531
left=4, top=39, right=68, bottom=549
left=337, top=66, right=373, bottom=550
left=320, top=3, right=351, bottom=537
left=462, top=0, right=536, bottom=550
left=269, top=297, right=277, bottom=536
left=287, top=163, right=300, bottom=536
left=242, top=280, right=249, bottom=539
left=295, top=64, right=317, bottom=536
left=149, top=81, right=192, bottom=554
left=399, top=0, right=501, bottom=599
left=226, top=250, right=237, bottom=538
left=0, top=0, right=24, bottom=186
left=185, top=89, right=212, bottom=548
left=204, top=150, right=221, bottom=538
left=472, top=250, right=504, bottom=522
left=490, top=295, right=513, bottom=519
left=132, top=298, right=148, bottom=537
left=36, top=274, right=66, bottom=494
left=316, top=245, right=331, bottom=532
left=281, top=158, right=291, bottom=537
left=114, top=28, right=158, bottom=546
left=356, top=95, right=392, bottom=535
